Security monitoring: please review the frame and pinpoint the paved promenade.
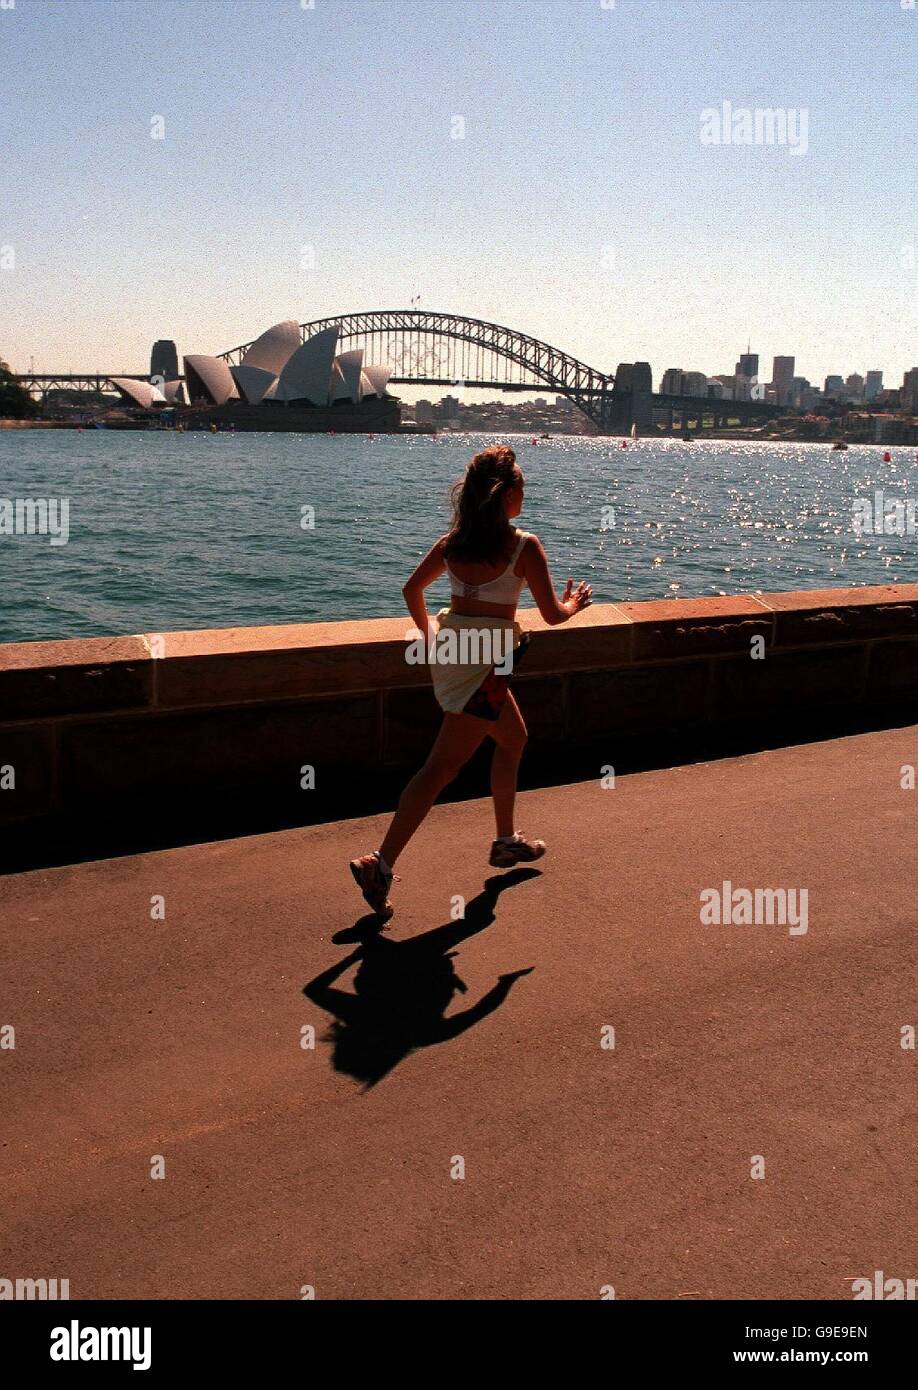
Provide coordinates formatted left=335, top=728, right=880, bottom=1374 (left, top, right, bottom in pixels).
left=2, top=725, right=916, bottom=1300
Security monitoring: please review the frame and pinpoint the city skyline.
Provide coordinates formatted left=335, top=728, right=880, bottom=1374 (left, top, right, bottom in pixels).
left=7, top=315, right=910, bottom=414
left=1, top=0, right=915, bottom=387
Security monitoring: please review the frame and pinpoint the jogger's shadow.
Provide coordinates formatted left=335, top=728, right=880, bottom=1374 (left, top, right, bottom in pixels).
left=302, top=869, right=539, bottom=1089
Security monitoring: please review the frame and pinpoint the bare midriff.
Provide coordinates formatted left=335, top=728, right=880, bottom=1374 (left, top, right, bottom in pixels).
left=449, top=595, right=518, bottom=620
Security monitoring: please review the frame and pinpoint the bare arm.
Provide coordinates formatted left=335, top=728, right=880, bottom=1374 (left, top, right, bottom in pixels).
left=521, top=536, right=592, bottom=626
left=402, top=535, right=448, bottom=645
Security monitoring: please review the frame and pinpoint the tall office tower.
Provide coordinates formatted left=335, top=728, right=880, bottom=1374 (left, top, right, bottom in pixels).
left=660, top=368, right=684, bottom=394
left=150, top=340, right=179, bottom=380
left=791, top=377, right=814, bottom=409
left=845, top=373, right=865, bottom=401
left=733, top=348, right=759, bottom=401
left=864, top=371, right=883, bottom=401
left=902, top=368, right=918, bottom=411
left=682, top=371, right=709, bottom=397
left=771, top=356, right=795, bottom=405
left=824, top=375, right=845, bottom=397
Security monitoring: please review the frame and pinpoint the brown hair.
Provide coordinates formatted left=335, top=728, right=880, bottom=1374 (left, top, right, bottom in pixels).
left=443, top=445, right=519, bottom=565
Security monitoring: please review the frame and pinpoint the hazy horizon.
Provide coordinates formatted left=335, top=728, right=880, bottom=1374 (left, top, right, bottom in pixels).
left=1, top=0, right=916, bottom=393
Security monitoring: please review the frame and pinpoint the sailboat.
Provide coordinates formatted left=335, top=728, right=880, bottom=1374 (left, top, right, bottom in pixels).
left=630, top=423, right=638, bottom=440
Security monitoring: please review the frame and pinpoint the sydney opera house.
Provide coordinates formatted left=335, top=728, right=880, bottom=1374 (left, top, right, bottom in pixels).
left=111, top=321, right=400, bottom=431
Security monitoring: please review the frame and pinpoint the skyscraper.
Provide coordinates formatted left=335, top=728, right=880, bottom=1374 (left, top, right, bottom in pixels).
left=791, top=377, right=815, bottom=409
left=682, top=372, right=709, bottom=397
left=733, top=348, right=759, bottom=401
left=771, top=356, right=795, bottom=406
left=902, top=369, right=918, bottom=412
left=150, top=340, right=179, bottom=381
left=864, top=371, right=883, bottom=401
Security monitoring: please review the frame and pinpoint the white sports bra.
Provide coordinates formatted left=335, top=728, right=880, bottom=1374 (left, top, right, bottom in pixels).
left=446, top=531, right=530, bottom=603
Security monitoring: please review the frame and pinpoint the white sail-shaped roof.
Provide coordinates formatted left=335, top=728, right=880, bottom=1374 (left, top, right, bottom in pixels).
left=360, top=364, right=391, bottom=399
left=240, top=320, right=301, bottom=375
left=273, top=325, right=340, bottom=405
left=111, top=378, right=166, bottom=408
left=231, top=364, right=277, bottom=405
left=329, top=349, right=364, bottom=403
left=162, top=380, right=185, bottom=404
left=183, top=355, right=239, bottom=406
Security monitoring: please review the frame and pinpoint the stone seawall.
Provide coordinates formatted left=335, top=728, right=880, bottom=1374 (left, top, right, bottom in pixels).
left=2, top=584, right=917, bottom=870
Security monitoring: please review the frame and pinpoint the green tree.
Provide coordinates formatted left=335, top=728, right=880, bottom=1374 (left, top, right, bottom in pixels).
left=0, top=362, right=40, bottom=419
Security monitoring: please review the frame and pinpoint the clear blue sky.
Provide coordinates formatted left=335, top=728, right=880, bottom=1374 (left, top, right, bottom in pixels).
left=1, top=0, right=915, bottom=391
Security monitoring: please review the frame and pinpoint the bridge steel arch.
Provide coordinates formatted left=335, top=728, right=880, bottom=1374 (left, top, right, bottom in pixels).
left=218, top=310, right=617, bottom=428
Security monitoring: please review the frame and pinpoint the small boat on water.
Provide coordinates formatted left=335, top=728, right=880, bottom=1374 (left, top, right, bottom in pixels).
left=831, top=440, right=848, bottom=451
left=630, top=423, right=638, bottom=440
left=682, top=433, right=694, bottom=442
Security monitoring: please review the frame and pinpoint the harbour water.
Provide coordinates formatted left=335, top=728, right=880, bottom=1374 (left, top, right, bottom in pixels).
left=1, top=431, right=916, bottom=644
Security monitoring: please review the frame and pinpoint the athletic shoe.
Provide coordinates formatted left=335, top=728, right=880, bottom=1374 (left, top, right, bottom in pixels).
left=349, top=853, right=395, bottom=921
left=488, top=832, right=547, bottom=868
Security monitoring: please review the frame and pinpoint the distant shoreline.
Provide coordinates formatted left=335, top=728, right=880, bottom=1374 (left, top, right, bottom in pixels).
left=1, top=417, right=912, bottom=447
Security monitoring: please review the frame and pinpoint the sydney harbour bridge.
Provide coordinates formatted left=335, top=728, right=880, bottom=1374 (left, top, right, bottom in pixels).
left=14, top=309, right=779, bottom=433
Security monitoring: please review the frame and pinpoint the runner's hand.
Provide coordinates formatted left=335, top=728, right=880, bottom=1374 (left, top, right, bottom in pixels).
left=562, top=579, right=593, bottom=616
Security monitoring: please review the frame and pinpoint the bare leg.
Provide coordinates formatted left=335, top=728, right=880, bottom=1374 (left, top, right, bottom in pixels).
left=379, top=711, right=489, bottom=867
left=489, top=692, right=528, bottom=839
